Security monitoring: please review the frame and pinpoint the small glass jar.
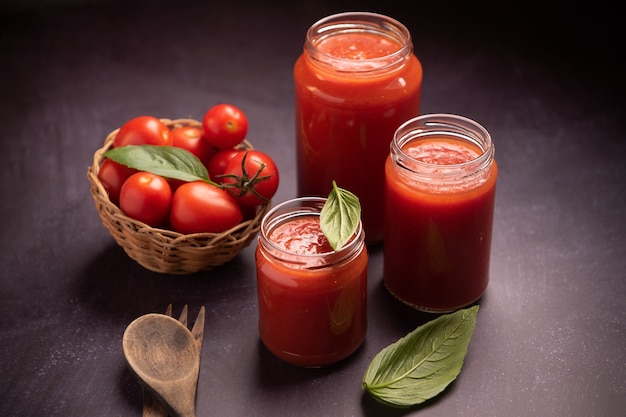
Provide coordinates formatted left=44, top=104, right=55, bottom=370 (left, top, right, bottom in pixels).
left=383, top=114, right=498, bottom=312
left=294, top=12, right=423, bottom=243
left=255, top=197, right=368, bottom=367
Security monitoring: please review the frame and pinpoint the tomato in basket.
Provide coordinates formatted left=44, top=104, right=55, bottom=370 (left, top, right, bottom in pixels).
left=98, top=158, right=137, bottom=205
left=169, top=182, right=243, bottom=234
left=113, top=116, right=172, bottom=148
left=171, top=125, right=217, bottom=165
left=202, top=104, right=248, bottom=149
left=119, top=172, right=172, bottom=226
left=221, top=150, right=279, bottom=207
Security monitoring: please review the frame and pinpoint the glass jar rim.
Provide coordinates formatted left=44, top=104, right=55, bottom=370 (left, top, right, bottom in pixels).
left=305, top=12, right=413, bottom=74
left=259, top=197, right=365, bottom=266
left=391, top=113, right=495, bottom=178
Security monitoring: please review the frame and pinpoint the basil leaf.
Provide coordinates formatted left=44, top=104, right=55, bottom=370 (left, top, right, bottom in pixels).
left=104, top=145, right=211, bottom=183
left=320, top=181, right=361, bottom=251
left=363, top=305, right=479, bottom=407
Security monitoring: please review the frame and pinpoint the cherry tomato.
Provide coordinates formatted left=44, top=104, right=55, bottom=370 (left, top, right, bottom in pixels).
left=97, top=158, right=137, bottom=205
left=113, top=116, right=172, bottom=148
left=222, top=150, right=279, bottom=207
left=171, top=125, right=217, bottom=165
left=119, top=172, right=172, bottom=226
left=206, top=148, right=242, bottom=182
left=202, top=104, right=248, bottom=149
left=169, top=181, right=243, bottom=234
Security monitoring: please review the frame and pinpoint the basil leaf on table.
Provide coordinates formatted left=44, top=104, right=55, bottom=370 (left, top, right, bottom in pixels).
left=104, top=145, right=212, bottom=184
left=363, top=305, right=479, bottom=408
left=320, top=181, right=361, bottom=251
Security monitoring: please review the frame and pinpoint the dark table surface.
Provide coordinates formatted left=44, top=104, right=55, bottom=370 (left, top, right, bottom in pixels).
left=1, top=0, right=625, bottom=416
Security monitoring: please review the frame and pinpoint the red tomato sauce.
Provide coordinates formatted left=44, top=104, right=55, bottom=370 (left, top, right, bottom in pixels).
left=383, top=137, right=498, bottom=311
left=316, top=32, right=405, bottom=65
left=256, top=216, right=368, bottom=367
left=267, top=217, right=333, bottom=255
left=295, top=31, right=422, bottom=243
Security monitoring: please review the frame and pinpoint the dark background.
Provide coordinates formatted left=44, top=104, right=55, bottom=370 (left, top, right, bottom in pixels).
left=1, top=0, right=624, bottom=416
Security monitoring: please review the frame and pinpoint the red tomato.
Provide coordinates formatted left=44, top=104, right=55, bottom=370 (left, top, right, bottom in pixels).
left=202, top=104, right=248, bottom=149
left=113, top=116, right=172, bottom=148
left=222, top=150, right=279, bottom=207
left=206, top=148, right=242, bottom=182
left=171, top=125, right=217, bottom=165
left=97, top=158, right=137, bottom=205
left=169, top=182, right=243, bottom=234
left=119, top=172, right=172, bottom=226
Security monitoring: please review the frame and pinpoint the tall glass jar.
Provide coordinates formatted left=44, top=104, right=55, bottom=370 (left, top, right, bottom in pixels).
left=294, top=12, right=423, bottom=243
left=383, top=114, right=498, bottom=312
left=255, top=197, right=368, bottom=367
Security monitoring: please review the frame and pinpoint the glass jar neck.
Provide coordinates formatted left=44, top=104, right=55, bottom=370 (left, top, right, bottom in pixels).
left=390, top=114, right=496, bottom=190
left=258, top=197, right=365, bottom=269
left=304, top=12, right=413, bottom=76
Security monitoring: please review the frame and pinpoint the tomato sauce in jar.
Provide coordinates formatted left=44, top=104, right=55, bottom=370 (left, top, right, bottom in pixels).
left=255, top=197, right=368, bottom=367
left=383, top=114, right=498, bottom=312
left=295, top=12, right=423, bottom=243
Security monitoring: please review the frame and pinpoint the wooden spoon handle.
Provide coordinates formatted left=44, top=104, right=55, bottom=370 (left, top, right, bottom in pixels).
left=141, top=386, right=168, bottom=417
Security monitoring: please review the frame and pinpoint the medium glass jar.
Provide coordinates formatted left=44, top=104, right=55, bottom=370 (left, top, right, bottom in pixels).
left=383, top=114, right=498, bottom=312
left=294, top=12, right=423, bottom=243
left=255, top=197, right=368, bottom=367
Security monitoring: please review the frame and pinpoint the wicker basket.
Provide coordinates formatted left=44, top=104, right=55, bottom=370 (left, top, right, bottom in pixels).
left=87, top=118, right=271, bottom=275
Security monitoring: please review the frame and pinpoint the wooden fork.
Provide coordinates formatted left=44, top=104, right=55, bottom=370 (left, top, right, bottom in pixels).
left=140, top=304, right=205, bottom=417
